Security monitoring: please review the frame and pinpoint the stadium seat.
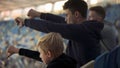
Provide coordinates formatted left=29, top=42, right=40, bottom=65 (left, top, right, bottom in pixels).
left=80, top=60, right=94, bottom=68
left=94, top=52, right=109, bottom=68
left=107, top=45, right=120, bottom=68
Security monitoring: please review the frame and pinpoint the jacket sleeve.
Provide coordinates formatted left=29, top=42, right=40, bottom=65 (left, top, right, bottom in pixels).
left=24, top=19, right=86, bottom=41
left=19, top=48, right=42, bottom=61
left=40, top=13, right=66, bottom=24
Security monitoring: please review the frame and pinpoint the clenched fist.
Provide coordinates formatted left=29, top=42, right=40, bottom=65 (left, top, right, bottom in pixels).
left=15, top=17, right=24, bottom=28
left=27, top=9, right=41, bottom=18
left=6, top=46, right=19, bottom=57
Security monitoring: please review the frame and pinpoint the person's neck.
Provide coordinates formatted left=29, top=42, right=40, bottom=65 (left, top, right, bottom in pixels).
left=76, top=18, right=86, bottom=24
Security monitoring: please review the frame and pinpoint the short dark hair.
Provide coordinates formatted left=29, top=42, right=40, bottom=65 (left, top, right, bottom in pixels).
left=89, top=6, right=106, bottom=19
left=63, top=0, right=88, bottom=18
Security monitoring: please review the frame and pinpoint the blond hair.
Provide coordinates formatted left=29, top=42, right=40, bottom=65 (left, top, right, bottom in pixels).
left=37, top=32, right=64, bottom=58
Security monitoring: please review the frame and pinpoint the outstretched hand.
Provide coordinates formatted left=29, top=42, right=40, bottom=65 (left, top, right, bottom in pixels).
left=6, top=46, right=19, bottom=58
left=27, top=9, right=41, bottom=18
left=15, top=17, right=24, bottom=28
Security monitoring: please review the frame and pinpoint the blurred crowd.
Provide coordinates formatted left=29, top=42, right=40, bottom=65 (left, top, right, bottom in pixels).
left=0, top=20, right=47, bottom=68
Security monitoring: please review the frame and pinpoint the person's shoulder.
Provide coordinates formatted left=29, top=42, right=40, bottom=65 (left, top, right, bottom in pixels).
left=47, top=60, right=76, bottom=68
left=83, top=20, right=103, bottom=26
left=86, top=20, right=101, bottom=23
left=103, top=20, right=114, bottom=26
left=82, top=20, right=104, bottom=30
left=47, top=60, right=67, bottom=68
left=52, top=54, right=76, bottom=64
left=59, top=54, right=76, bottom=63
left=47, top=54, right=76, bottom=68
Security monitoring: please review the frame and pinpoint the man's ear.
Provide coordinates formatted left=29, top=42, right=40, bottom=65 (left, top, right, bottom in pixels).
left=74, top=11, right=81, bottom=18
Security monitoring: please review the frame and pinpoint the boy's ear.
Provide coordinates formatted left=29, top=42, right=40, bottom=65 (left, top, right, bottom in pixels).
left=47, top=51, right=52, bottom=57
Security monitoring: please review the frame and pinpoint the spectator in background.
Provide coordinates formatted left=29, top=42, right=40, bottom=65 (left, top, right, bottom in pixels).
left=114, top=18, right=120, bottom=45
left=7, top=32, right=77, bottom=68
left=0, top=48, right=2, bottom=55
left=0, top=60, right=4, bottom=68
left=88, top=6, right=119, bottom=51
left=15, top=0, right=103, bottom=68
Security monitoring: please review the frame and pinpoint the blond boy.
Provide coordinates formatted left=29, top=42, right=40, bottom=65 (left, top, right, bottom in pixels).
left=7, top=32, right=76, bottom=68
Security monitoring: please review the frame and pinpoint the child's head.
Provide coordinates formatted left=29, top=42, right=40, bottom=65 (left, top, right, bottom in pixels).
left=37, top=32, right=64, bottom=64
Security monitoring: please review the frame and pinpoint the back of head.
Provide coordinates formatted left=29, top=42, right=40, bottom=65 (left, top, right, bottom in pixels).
left=37, top=32, right=64, bottom=58
left=63, top=0, right=88, bottom=18
left=89, top=6, right=106, bottom=19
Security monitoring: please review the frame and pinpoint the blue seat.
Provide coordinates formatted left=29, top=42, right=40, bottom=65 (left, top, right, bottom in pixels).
left=117, top=46, right=120, bottom=68
left=94, top=52, right=109, bottom=68
left=107, top=45, right=120, bottom=68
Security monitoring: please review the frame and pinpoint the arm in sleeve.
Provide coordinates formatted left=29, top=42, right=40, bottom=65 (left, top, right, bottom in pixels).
left=19, top=48, right=42, bottom=61
left=24, top=19, right=86, bottom=41
left=40, top=13, right=66, bottom=24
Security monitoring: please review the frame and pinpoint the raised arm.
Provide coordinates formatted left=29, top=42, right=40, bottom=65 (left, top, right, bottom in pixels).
left=24, top=19, right=97, bottom=42
left=28, top=9, right=66, bottom=23
left=15, top=18, right=103, bottom=42
left=7, top=46, right=41, bottom=61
